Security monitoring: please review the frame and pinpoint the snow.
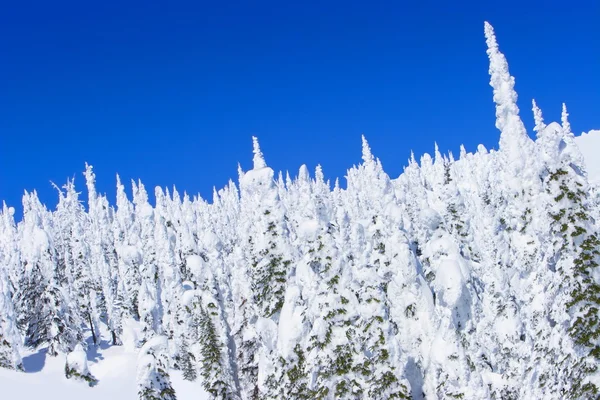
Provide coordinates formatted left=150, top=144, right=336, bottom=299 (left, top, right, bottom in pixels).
left=121, top=317, right=143, bottom=351
left=240, top=166, right=274, bottom=187
left=277, top=284, right=306, bottom=358
left=186, top=255, right=205, bottom=279
left=575, top=129, right=600, bottom=184
left=434, top=258, right=467, bottom=308
left=419, top=207, right=442, bottom=232
left=297, top=219, right=319, bottom=241
left=0, top=344, right=209, bottom=400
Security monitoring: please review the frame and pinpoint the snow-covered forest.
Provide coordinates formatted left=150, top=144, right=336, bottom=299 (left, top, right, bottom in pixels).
left=2, top=22, right=600, bottom=400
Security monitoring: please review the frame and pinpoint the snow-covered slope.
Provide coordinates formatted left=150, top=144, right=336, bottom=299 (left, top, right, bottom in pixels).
left=1, top=343, right=208, bottom=400
left=575, top=129, right=600, bottom=184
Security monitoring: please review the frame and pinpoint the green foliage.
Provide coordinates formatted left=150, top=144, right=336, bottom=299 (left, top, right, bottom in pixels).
left=180, top=341, right=197, bottom=382
left=327, top=275, right=340, bottom=288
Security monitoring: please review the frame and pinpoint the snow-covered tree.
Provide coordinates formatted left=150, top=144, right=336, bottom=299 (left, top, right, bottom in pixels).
left=137, top=336, right=177, bottom=400
left=17, top=191, right=82, bottom=356
left=85, top=164, right=122, bottom=345
left=65, top=343, right=98, bottom=386
left=0, top=204, right=23, bottom=371
left=135, top=181, right=162, bottom=343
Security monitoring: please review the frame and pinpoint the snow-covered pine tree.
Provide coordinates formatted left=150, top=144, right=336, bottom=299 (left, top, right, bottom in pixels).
left=235, top=137, right=294, bottom=398
left=137, top=335, right=177, bottom=400
left=194, top=275, right=239, bottom=399
left=114, top=174, right=142, bottom=322
left=65, top=343, right=98, bottom=386
left=134, top=181, right=163, bottom=343
left=244, top=137, right=293, bottom=319
left=17, top=190, right=82, bottom=356
left=536, top=105, right=600, bottom=397
left=85, top=164, right=122, bottom=345
left=0, top=204, right=23, bottom=371
left=339, top=136, right=412, bottom=399
left=53, top=179, right=98, bottom=346
left=0, top=229, right=23, bottom=370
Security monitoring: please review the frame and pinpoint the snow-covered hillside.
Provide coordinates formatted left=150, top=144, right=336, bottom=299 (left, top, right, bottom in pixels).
left=576, top=129, right=600, bottom=184
left=2, top=22, right=600, bottom=400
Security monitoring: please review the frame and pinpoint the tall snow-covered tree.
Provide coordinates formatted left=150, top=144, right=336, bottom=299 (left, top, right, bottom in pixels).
left=135, top=181, right=163, bottom=343
left=53, top=179, right=98, bottom=346
left=17, top=190, right=82, bottom=356
left=85, top=164, right=122, bottom=345
left=137, top=336, right=177, bottom=400
left=0, top=212, right=23, bottom=370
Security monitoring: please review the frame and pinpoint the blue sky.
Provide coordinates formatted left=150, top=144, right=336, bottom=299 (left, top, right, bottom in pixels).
left=1, top=1, right=598, bottom=216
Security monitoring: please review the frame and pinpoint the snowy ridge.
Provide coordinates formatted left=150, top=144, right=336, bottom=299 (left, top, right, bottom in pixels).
left=1, top=22, right=600, bottom=400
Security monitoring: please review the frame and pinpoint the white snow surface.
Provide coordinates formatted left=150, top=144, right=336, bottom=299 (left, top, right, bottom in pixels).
left=1, top=342, right=209, bottom=400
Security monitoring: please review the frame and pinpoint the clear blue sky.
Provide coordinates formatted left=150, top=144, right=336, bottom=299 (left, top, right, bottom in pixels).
left=1, top=1, right=598, bottom=216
